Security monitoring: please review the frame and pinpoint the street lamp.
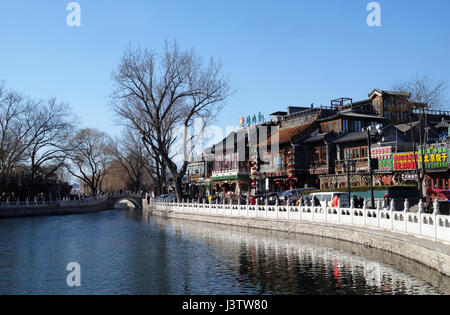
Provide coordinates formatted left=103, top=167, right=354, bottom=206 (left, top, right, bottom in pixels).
left=364, top=124, right=383, bottom=209
left=343, top=160, right=356, bottom=202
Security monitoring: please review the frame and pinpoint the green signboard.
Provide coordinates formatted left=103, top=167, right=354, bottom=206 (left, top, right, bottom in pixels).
left=418, top=143, right=449, bottom=169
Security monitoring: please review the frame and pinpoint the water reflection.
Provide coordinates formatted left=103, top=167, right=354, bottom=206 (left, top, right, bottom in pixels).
left=139, top=210, right=450, bottom=295
left=0, top=209, right=448, bottom=295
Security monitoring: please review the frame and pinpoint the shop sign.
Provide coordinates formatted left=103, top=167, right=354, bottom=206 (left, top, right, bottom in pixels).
left=418, top=143, right=449, bottom=169
left=371, top=147, right=393, bottom=171
left=393, top=152, right=419, bottom=171
left=240, top=112, right=265, bottom=127
left=402, top=173, right=418, bottom=180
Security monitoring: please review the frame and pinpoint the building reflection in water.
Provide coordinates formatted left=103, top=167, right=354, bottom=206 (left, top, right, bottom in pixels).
left=140, top=211, right=450, bottom=295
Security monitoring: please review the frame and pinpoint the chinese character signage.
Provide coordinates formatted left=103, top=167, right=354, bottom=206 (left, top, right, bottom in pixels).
left=393, top=152, right=419, bottom=171
left=241, top=112, right=265, bottom=127
left=419, top=143, right=449, bottom=169
left=371, top=147, right=393, bottom=171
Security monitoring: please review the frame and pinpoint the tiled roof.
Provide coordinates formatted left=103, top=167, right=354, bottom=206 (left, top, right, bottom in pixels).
left=394, top=121, right=421, bottom=133
left=263, top=122, right=315, bottom=146
left=369, top=88, right=411, bottom=97
left=303, top=134, right=327, bottom=144
left=334, top=132, right=367, bottom=144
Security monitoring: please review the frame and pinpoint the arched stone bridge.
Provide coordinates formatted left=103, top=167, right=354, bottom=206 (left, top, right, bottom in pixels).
left=106, top=194, right=143, bottom=209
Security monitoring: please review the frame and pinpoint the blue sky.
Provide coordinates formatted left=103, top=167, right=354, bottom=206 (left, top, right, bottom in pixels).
left=0, top=0, right=449, bottom=137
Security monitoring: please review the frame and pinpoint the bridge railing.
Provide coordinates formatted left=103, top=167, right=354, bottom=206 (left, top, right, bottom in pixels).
left=0, top=196, right=107, bottom=209
left=149, top=198, right=450, bottom=245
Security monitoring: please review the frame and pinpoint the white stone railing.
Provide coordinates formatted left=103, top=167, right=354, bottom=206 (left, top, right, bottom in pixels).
left=150, top=198, right=450, bottom=245
left=0, top=196, right=107, bottom=209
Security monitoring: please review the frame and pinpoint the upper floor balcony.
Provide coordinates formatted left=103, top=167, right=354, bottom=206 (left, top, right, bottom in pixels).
left=308, top=161, right=329, bottom=175
left=211, top=168, right=249, bottom=179
left=335, top=158, right=369, bottom=174
left=260, top=164, right=287, bottom=174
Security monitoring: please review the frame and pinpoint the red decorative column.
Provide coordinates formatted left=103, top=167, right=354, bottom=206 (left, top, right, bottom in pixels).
left=287, top=150, right=295, bottom=190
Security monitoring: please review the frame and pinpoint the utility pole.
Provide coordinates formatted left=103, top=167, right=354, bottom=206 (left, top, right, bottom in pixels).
left=365, top=125, right=382, bottom=209
left=343, top=160, right=355, bottom=202
left=367, top=128, right=375, bottom=209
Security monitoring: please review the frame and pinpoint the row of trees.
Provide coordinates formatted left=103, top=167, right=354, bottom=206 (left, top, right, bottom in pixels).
left=0, top=82, right=157, bottom=200
left=0, top=82, right=75, bottom=199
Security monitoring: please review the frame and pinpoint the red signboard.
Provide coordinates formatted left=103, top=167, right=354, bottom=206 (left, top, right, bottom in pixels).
left=393, top=152, right=419, bottom=171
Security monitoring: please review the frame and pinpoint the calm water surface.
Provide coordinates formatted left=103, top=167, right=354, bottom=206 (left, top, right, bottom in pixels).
left=0, top=209, right=449, bottom=295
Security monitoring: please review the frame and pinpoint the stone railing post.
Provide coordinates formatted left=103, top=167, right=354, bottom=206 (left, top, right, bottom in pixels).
left=403, top=199, right=409, bottom=232
left=404, top=199, right=410, bottom=212
left=433, top=199, right=440, bottom=240
left=337, top=198, right=341, bottom=223
left=376, top=199, right=382, bottom=211
left=433, top=199, right=440, bottom=215
left=363, top=198, right=368, bottom=226
left=265, top=198, right=269, bottom=218
left=390, top=199, right=396, bottom=212
left=418, top=199, right=424, bottom=237
left=418, top=199, right=425, bottom=214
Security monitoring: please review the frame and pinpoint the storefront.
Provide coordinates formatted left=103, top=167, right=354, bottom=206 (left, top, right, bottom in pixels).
left=210, top=174, right=250, bottom=198
left=420, top=143, right=450, bottom=190
left=371, top=146, right=394, bottom=185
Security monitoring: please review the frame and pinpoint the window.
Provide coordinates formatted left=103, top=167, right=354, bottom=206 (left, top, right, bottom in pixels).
left=351, top=120, right=362, bottom=132
left=344, top=146, right=369, bottom=160
left=343, top=120, right=349, bottom=132
left=314, top=146, right=327, bottom=164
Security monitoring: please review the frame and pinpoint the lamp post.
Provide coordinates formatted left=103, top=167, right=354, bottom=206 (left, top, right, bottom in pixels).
left=343, top=160, right=356, bottom=202
left=364, top=125, right=383, bottom=209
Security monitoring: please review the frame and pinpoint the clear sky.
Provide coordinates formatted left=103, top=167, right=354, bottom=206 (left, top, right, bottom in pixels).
left=0, top=0, right=449, bottom=138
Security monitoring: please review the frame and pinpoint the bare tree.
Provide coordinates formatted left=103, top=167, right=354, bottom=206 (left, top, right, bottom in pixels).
left=0, top=83, right=34, bottom=194
left=64, top=128, right=113, bottom=196
left=111, top=129, right=152, bottom=192
left=25, top=98, right=76, bottom=182
left=392, top=73, right=448, bottom=110
left=110, top=42, right=231, bottom=199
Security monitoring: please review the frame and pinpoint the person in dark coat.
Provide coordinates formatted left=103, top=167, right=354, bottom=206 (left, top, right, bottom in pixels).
left=353, top=195, right=359, bottom=208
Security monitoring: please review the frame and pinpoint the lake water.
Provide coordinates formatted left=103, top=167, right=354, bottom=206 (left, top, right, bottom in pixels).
left=0, top=209, right=448, bottom=295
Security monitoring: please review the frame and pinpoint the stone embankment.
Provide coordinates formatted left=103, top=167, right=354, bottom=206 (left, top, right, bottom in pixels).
left=146, top=200, right=450, bottom=276
left=0, top=199, right=109, bottom=218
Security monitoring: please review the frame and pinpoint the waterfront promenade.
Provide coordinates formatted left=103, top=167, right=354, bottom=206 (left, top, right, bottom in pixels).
left=147, top=199, right=450, bottom=276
